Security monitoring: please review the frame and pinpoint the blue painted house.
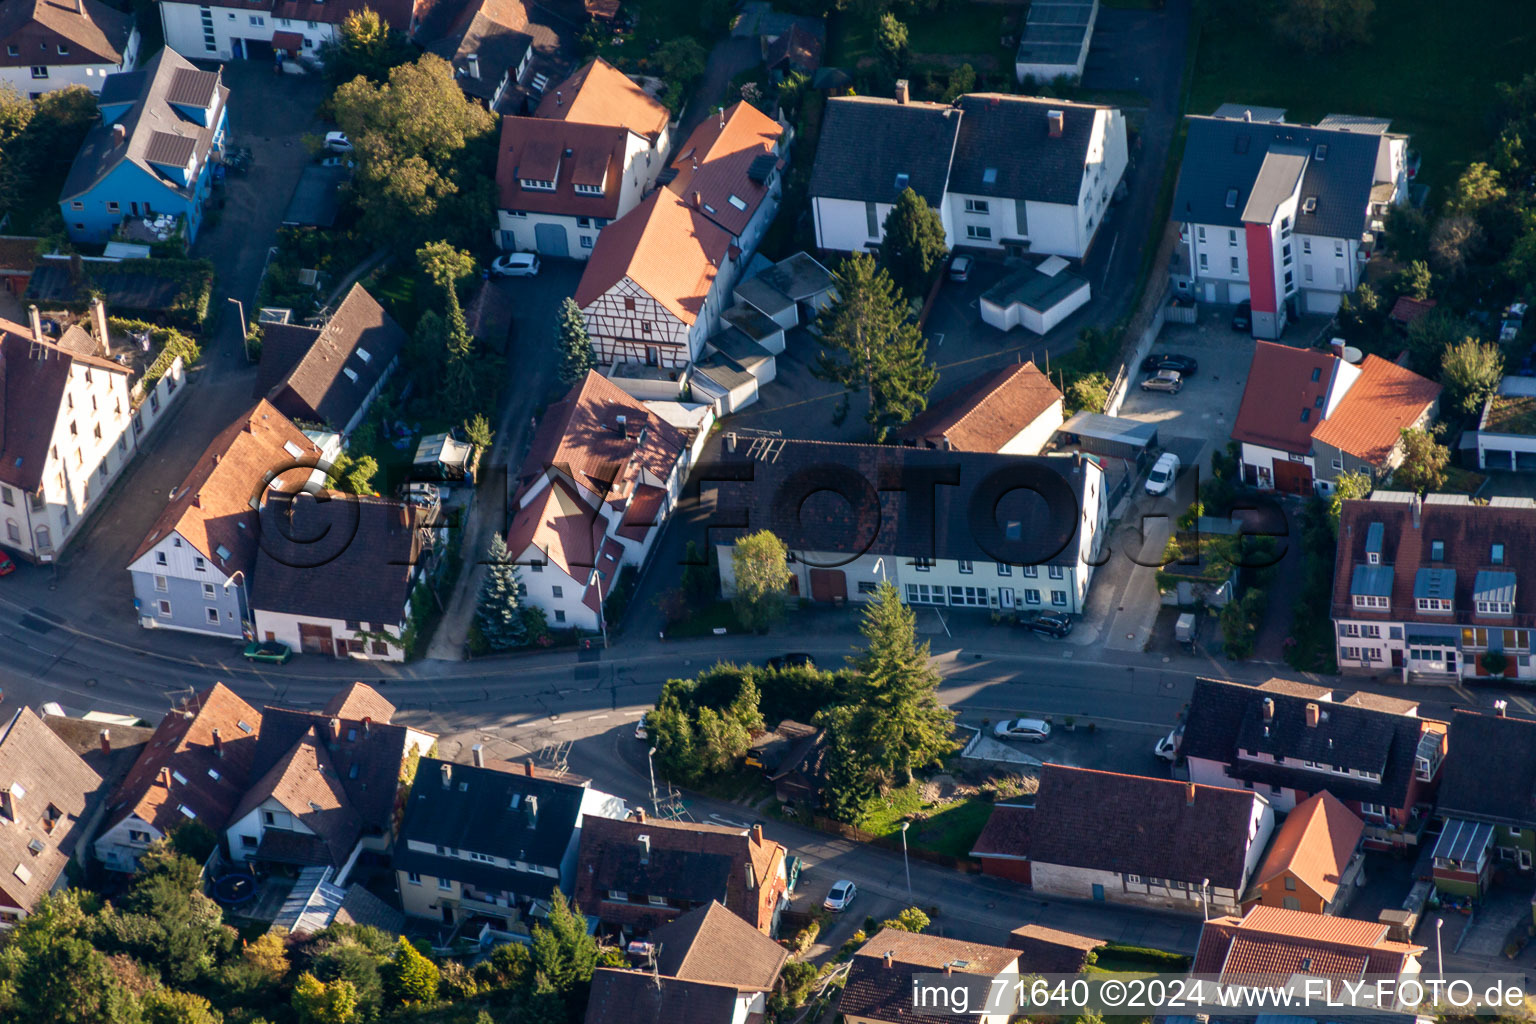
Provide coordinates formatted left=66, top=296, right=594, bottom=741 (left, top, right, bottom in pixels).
left=59, top=46, right=228, bottom=246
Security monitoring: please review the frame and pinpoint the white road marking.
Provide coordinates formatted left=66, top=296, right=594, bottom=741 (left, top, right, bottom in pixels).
left=586, top=714, right=609, bottom=720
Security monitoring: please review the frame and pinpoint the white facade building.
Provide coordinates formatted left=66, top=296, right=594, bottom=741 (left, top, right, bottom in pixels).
left=0, top=0, right=138, bottom=98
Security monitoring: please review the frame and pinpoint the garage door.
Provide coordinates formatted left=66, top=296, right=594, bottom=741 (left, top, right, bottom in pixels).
left=1273, top=458, right=1313, bottom=496
left=1485, top=448, right=1515, bottom=470
left=534, top=223, right=569, bottom=257
left=297, top=622, right=333, bottom=655
left=243, top=37, right=274, bottom=60
left=1518, top=450, right=1536, bottom=471
left=808, top=569, right=847, bottom=603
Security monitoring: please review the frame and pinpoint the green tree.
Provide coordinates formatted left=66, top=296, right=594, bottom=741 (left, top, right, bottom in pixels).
left=879, top=187, right=948, bottom=298
left=243, top=930, right=291, bottom=981
left=880, top=907, right=931, bottom=932
left=1219, top=588, right=1265, bottom=660
left=529, top=891, right=600, bottom=1022
left=818, top=703, right=879, bottom=822
left=1328, top=469, right=1373, bottom=531
left=14, top=934, right=141, bottom=1024
left=474, top=533, right=527, bottom=650
left=319, top=7, right=414, bottom=87
left=340, top=453, right=379, bottom=495
left=416, top=240, right=482, bottom=417
left=383, top=937, right=439, bottom=1005
left=1447, top=162, right=1507, bottom=216
left=1271, top=0, right=1373, bottom=54
left=730, top=529, right=792, bottom=631
left=1405, top=308, right=1465, bottom=375
left=940, top=63, right=976, bottom=104
left=814, top=254, right=938, bottom=440
left=653, top=39, right=707, bottom=112
left=1441, top=337, right=1504, bottom=415
left=1394, top=259, right=1433, bottom=301
left=1382, top=205, right=1431, bottom=262
left=332, top=56, right=498, bottom=250
left=648, top=695, right=703, bottom=782
left=695, top=705, right=753, bottom=773
left=293, top=973, right=361, bottom=1024
left=875, top=12, right=909, bottom=72
left=143, top=989, right=223, bottom=1024
left=556, top=297, right=595, bottom=387
left=464, top=412, right=494, bottom=449
left=1429, top=214, right=1482, bottom=279
left=1393, top=427, right=1450, bottom=493
left=842, top=581, right=956, bottom=780
left=1067, top=371, right=1110, bottom=413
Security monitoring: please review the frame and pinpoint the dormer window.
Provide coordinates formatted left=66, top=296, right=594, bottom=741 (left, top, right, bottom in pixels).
left=1368, top=551, right=1379, bottom=565
left=519, top=178, right=556, bottom=191
left=1417, top=597, right=1452, bottom=613
left=1353, top=594, right=1388, bottom=610
left=1493, top=543, right=1505, bottom=564
left=1477, top=600, right=1514, bottom=615
left=573, top=183, right=604, bottom=195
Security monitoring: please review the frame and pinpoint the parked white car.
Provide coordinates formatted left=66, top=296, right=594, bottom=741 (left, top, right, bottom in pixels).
left=823, top=880, right=857, bottom=912
left=324, top=131, right=353, bottom=153
left=1145, top=452, right=1181, bottom=496
left=491, top=253, right=540, bottom=277
left=994, top=717, right=1051, bottom=742
left=1154, top=726, right=1182, bottom=763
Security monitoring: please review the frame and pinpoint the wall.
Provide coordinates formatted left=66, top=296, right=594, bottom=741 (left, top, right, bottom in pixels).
left=812, top=196, right=888, bottom=253
left=1246, top=870, right=1326, bottom=914
left=583, top=277, right=692, bottom=368
left=63, top=146, right=192, bottom=243
left=978, top=856, right=1032, bottom=884
left=498, top=210, right=606, bottom=259
left=510, top=540, right=601, bottom=631
left=227, top=798, right=318, bottom=862
left=1239, top=441, right=1315, bottom=488
left=1, top=59, right=126, bottom=98
left=162, top=1, right=332, bottom=61
left=94, top=813, right=163, bottom=872
left=998, top=401, right=1065, bottom=456
left=1031, top=862, right=1231, bottom=914
left=132, top=567, right=246, bottom=636
left=253, top=607, right=406, bottom=661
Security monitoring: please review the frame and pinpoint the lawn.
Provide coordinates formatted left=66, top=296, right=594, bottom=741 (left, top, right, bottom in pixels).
left=827, top=6, right=1011, bottom=71
left=666, top=600, right=747, bottom=637
left=594, top=0, right=716, bottom=63
left=1485, top=394, right=1536, bottom=434
left=1191, top=0, right=1536, bottom=190
left=857, top=784, right=996, bottom=859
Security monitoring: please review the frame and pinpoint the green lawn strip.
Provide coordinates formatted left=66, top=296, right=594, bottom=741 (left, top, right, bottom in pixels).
left=667, top=600, right=748, bottom=637
left=1189, top=0, right=1535, bottom=189
left=857, top=784, right=995, bottom=859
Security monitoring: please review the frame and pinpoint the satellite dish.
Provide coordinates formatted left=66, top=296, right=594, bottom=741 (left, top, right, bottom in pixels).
left=1343, top=346, right=1364, bottom=364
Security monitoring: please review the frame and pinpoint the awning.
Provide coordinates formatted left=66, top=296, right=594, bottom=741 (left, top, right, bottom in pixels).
left=271, top=31, right=304, bottom=52
left=1432, top=819, right=1494, bottom=864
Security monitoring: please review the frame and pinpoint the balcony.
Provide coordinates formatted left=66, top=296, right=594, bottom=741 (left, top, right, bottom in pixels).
left=457, top=891, right=514, bottom=919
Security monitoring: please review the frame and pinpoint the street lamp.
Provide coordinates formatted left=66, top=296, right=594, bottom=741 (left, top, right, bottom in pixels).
left=899, top=821, right=912, bottom=900
left=873, top=557, right=886, bottom=586
left=1200, top=877, right=1210, bottom=922
left=1435, top=917, right=1444, bottom=978
left=222, top=570, right=250, bottom=638
left=647, top=746, right=658, bottom=817
left=227, top=297, right=251, bottom=363
left=589, top=568, right=609, bottom=649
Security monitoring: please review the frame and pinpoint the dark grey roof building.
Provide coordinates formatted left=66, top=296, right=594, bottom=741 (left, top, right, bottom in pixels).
left=807, top=95, right=961, bottom=208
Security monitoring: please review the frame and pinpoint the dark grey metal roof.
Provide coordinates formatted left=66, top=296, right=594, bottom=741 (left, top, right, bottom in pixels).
left=97, top=69, right=146, bottom=106
left=282, top=165, right=348, bottom=228
left=1349, top=564, right=1393, bottom=598
left=1240, top=148, right=1307, bottom=224
left=1211, top=103, right=1286, bottom=123
left=753, top=250, right=834, bottom=301
left=398, top=758, right=585, bottom=871
left=1413, top=567, right=1456, bottom=600
left=1473, top=570, right=1517, bottom=603
left=1173, top=115, right=1388, bottom=240
left=1058, top=411, right=1158, bottom=446
left=950, top=95, right=1098, bottom=205
left=165, top=66, right=219, bottom=108
left=1364, top=521, right=1384, bottom=555
left=1431, top=818, right=1493, bottom=863
left=808, top=97, right=960, bottom=207
left=1028, top=0, right=1093, bottom=25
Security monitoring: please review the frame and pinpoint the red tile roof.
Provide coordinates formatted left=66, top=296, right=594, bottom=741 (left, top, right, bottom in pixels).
left=617, top=483, right=666, bottom=541
left=1310, top=354, right=1441, bottom=465
left=1231, top=341, right=1341, bottom=455
left=573, top=188, right=733, bottom=325
left=535, top=58, right=669, bottom=142
left=1388, top=295, right=1437, bottom=326
left=128, top=399, right=322, bottom=573
left=104, top=683, right=264, bottom=838
left=322, top=682, right=397, bottom=724
left=970, top=802, right=1032, bottom=857
left=840, top=930, right=1020, bottom=1024
left=1193, top=905, right=1421, bottom=982
left=496, top=116, right=631, bottom=221
left=0, top=0, right=134, bottom=66
left=1249, top=791, right=1364, bottom=904
left=230, top=727, right=362, bottom=867
left=507, top=477, right=609, bottom=583
left=665, top=101, right=783, bottom=238
left=896, top=361, right=1063, bottom=452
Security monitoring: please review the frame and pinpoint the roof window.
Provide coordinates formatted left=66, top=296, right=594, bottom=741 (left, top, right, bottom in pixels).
left=1314, top=144, right=1328, bottom=160
left=1431, top=540, right=1445, bottom=560
left=727, top=194, right=747, bottom=211
left=1303, top=197, right=1317, bottom=213
left=1493, top=543, right=1505, bottom=564
left=895, top=172, right=909, bottom=190
left=1311, top=367, right=1321, bottom=382
left=1300, top=409, right=1310, bottom=422
left=178, top=804, right=197, bottom=819
left=237, top=720, right=254, bottom=734
left=1225, top=188, right=1239, bottom=209
left=982, top=167, right=998, bottom=184
left=343, top=367, right=359, bottom=383
left=357, top=347, right=372, bottom=363
left=283, top=440, right=304, bottom=458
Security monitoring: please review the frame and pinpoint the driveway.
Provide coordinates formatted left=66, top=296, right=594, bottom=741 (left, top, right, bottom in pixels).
left=23, top=61, right=329, bottom=645
left=425, top=260, right=583, bottom=660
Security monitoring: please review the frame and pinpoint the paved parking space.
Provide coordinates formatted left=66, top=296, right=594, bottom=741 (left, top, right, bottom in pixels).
left=1117, top=307, right=1255, bottom=473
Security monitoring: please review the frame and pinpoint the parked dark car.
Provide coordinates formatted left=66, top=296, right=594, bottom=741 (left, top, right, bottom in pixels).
left=1016, top=611, right=1074, bottom=638
left=1231, top=300, right=1252, bottom=331
left=767, top=653, right=815, bottom=670
left=1141, top=353, right=1199, bottom=377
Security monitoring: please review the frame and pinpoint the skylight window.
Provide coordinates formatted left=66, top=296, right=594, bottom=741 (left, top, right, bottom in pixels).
left=895, top=172, right=909, bottom=190
left=237, top=720, right=254, bottom=734
left=982, top=167, right=998, bottom=184
left=207, top=768, right=220, bottom=780
left=178, top=804, right=197, bottom=819
left=727, top=194, right=747, bottom=211
left=356, top=347, right=371, bottom=363
left=283, top=441, right=304, bottom=458
left=1314, top=144, right=1328, bottom=160
left=343, top=367, right=359, bottom=382
left=1303, top=197, right=1317, bottom=213
left=172, top=771, right=188, bottom=785
left=1225, top=188, right=1239, bottom=209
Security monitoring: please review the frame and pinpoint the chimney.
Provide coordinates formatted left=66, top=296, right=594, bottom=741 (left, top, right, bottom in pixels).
left=944, top=962, right=953, bottom=975
left=161, top=766, right=172, bottom=789
left=1243, top=109, right=1252, bottom=122
left=524, top=758, right=535, bottom=777
left=634, top=808, right=646, bottom=823
left=883, top=951, right=894, bottom=969
left=1047, top=110, right=1065, bottom=138
left=328, top=717, right=341, bottom=744
left=0, top=789, right=12, bottom=823
left=525, top=794, right=538, bottom=826
left=112, top=122, right=126, bottom=146
left=466, top=52, right=480, bottom=79
left=100, top=729, right=111, bottom=755
left=75, top=0, right=83, bottom=14
left=751, top=824, right=764, bottom=845
left=894, top=79, right=909, bottom=105
left=1411, top=493, right=1422, bottom=529
left=362, top=716, right=372, bottom=736
left=212, top=727, right=224, bottom=758
left=745, top=861, right=756, bottom=889
left=90, top=297, right=109, bottom=351
left=616, top=413, right=627, bottom=433
left=1185, top=781, right=1196, bottom=806
left=28, top=304, right=44, bottom=344
left=1262, top=697, right=1274, bottom=722
left=1305, top=703, right=1320, bottom=728
left=1330, top=337, right=1346, bottom=359
left=718, top=105, right=725, bottom=129
left=472, top=744, right=484, bottom=768
left=638, top=834, right=650, bottom=864
left=555, top=89, right=562, bottom=106
left=441, top=762, right=452, bottom=788
left=726, top=432, right=738, bottom=453
left=692, top=190, right=702, bottom=209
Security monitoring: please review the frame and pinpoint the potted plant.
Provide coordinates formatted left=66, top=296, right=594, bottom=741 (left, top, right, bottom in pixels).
left=1064, top=716, right=1076, bottom=732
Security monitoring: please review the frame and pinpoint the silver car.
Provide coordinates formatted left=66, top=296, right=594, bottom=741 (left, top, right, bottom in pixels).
left=1141, top=369, right=1183, bottom=394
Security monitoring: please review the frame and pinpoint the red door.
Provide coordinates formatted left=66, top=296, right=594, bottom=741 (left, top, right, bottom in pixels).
left=1272, top=459, right=1314, bottom=495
